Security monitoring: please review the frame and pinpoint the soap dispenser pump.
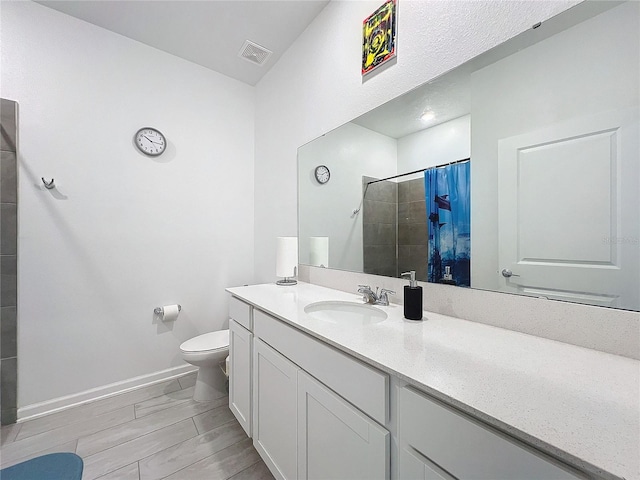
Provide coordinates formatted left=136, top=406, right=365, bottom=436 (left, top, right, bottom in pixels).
left=401, top=271, right=423, bottom=320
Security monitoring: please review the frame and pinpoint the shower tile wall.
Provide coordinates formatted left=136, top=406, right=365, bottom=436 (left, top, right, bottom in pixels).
left=1, top=98, right=18, bottom=425
left=362, top=176, right=397, bottom=278
left=398, top=178, right=428, bottom=282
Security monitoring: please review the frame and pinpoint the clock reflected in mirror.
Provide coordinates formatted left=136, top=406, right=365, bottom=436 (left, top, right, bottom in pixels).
left=314, top=165, right=330, bottom=184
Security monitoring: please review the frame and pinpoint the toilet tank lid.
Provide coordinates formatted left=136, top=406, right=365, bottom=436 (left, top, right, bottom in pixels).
left=180, top=330, right=229, bottom=352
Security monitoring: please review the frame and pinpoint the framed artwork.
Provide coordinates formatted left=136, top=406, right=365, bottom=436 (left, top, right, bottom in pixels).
left=362, top=0, right=397, bottom=76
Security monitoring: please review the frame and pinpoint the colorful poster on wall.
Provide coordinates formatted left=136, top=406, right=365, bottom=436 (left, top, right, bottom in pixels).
left=362, top=0, right=397, bottom=76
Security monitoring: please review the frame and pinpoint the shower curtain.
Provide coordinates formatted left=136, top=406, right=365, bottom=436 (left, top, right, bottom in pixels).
left=425, top=161, right=470, bottom=287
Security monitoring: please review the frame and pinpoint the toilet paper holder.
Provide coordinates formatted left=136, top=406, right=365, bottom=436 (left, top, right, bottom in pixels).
left=154, top=305, right=182, bottom=315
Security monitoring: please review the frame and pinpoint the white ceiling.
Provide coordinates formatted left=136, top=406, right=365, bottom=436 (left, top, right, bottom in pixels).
left=35, top=0, right=330, bottom=86
left=352, top=68, right=471, bottom=139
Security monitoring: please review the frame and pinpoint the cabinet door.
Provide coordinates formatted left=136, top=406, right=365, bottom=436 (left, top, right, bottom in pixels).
left=297, top=370, right=389, bottom=480
left=229, top=319, right=252, bottom=436
left=399, top=444, right=457, bottom=480
left=253, top=339, right=299, bottom=480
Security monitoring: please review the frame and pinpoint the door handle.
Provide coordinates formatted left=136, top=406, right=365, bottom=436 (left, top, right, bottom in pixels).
left=501, top=268, right=520, bottom=278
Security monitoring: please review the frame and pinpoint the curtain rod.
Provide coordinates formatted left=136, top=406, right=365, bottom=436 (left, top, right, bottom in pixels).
left=366, top=157, right=470, bottom=185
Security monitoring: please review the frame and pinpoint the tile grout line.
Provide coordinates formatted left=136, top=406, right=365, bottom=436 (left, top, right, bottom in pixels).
left=134, top=395, right=195, bottom=421
left=0, top=421, right=23, bottom=444
left=226, top=458, right=264, bottom=480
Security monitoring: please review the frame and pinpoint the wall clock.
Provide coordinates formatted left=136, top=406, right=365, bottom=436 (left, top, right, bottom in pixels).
left=315, top=165, right=330, bottom=184
left=135, top=127, right=166, bottom=156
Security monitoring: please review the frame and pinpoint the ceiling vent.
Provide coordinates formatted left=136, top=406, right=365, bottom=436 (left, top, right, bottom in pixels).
left=238, top=40, right=272, bottom=66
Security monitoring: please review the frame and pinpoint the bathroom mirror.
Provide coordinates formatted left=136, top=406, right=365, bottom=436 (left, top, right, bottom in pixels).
left=298, top=1, right=640, bottom=311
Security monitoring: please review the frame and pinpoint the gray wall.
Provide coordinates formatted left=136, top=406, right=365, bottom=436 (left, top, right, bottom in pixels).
left=1, top=98, right=18, bottom=424
left=363, top=177, right=397, bottom=278
left=363, top=176, right=428, bottom=282
left=398, top=178, right=427, bottom=281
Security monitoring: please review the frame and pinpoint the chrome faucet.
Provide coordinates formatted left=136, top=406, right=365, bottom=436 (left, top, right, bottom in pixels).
left=357, top=285, right=395, bottom=306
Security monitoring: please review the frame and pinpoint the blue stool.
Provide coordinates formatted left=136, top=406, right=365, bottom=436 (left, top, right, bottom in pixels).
left=0, top=452, right=83, bottom=480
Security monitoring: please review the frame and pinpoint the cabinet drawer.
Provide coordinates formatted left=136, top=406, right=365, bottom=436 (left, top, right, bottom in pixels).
left=229, top=296, right=252, bottom=330
left=254, top=309, right=388, bottom=425
left=399, top=387, right=584, bottom=480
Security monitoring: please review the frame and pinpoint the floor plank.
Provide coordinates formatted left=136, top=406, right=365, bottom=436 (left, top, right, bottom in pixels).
left=0, top=406, right=134, bottom=467
left=229, top=459, right=276, bottom=480
left=163, top=437, right=261, bottom=480
left=16, top=379, right=182, bottom=441
left=134, top=386, right=195, bottom=418
left=94, top=462, right=140, bottom=480
left=138, top=420, right=245, bottom=480
left=76, top=397, right=226, bottom=457
left=0, top=439, right=78, bottom=469
left=81, top=419, right=197, bottom=480
left=0, top=422, right=22, bottom=445
left=192, top=404, right=236, bottom=435
left=177, top=372, right=197, bottom=390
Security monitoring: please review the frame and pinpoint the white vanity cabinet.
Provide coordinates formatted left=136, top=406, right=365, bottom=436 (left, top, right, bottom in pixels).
left=253, top=338, right=299, bottom=480
left=228, top=297, right=253, bottom=437
left=252, top=308, right=390, bottom=480
left=398, top=386, right=585, bottom=480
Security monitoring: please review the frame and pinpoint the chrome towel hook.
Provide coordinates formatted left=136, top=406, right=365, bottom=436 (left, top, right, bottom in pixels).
left=42, top=178, right=55, bottom=189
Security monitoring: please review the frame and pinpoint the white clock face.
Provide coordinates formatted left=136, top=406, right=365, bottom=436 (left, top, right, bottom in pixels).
left=315, top=165, right=330, bottom=184
left=135, top=128, right=166, bottom=156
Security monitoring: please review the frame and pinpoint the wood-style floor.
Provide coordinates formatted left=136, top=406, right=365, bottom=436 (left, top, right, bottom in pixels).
left=0, top=372, right=274, bottom=479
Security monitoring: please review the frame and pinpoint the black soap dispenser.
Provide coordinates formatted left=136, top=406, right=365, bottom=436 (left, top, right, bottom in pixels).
left=401, top=271, right=423, bottom=320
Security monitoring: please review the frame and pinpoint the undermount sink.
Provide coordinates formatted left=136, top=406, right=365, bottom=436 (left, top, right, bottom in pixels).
left=304, top=301, right=387, bottom=324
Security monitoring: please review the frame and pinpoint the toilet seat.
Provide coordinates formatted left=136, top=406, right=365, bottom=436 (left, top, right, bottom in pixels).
left=180, top=330, right=229, bottom=354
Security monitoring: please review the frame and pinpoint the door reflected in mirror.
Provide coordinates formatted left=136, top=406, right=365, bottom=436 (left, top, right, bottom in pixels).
left=298, top=1, right=639, bottom=311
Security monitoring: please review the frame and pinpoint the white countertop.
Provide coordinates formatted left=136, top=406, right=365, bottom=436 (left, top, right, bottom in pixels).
left=226, top=282, right=639, bottom=480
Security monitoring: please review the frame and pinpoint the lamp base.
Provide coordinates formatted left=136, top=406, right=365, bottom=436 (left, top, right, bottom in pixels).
left=276, top=277, right=297, bottom=286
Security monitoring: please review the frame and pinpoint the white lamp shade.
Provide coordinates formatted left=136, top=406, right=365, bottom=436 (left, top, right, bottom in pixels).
left=276, top=237, right=298, bottom=278
left=309, top=237, right=329, bottom=267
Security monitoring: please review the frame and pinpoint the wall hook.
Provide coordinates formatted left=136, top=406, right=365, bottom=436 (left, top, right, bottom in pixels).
left=42, top=178, right=55, bottom=189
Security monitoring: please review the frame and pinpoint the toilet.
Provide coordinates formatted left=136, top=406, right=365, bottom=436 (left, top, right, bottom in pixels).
left=180, top=330, right=229, bottom=402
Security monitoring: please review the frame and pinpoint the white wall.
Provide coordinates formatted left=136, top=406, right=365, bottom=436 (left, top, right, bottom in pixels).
left=1, top=2, right=255, bottom=407
left=470, top=2, right=639, bottom=291
left=298, top=122, right=397, bottom=272
left=397, top=115, right=470, bottom=177
left=254, top=0, right=580, bottom=284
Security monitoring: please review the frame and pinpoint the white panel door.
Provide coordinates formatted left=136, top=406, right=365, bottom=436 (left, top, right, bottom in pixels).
left=229, top=319, right=252, bottom=437
left=297, top=370, right=389, bottom=480
left=498, top=108, right=639, bottom=309
left=253, top=339, right=299, bottom=480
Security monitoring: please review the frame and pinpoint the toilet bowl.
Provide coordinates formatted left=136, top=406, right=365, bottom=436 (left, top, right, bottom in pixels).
left=180, top=330, right=229, bottom=402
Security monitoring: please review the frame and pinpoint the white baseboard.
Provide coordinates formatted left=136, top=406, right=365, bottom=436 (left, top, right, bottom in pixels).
left=17, top=364, right=198, bottom=422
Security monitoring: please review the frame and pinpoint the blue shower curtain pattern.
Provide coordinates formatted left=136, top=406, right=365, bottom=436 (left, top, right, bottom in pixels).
left=425, top=161, right=471, bottom=287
